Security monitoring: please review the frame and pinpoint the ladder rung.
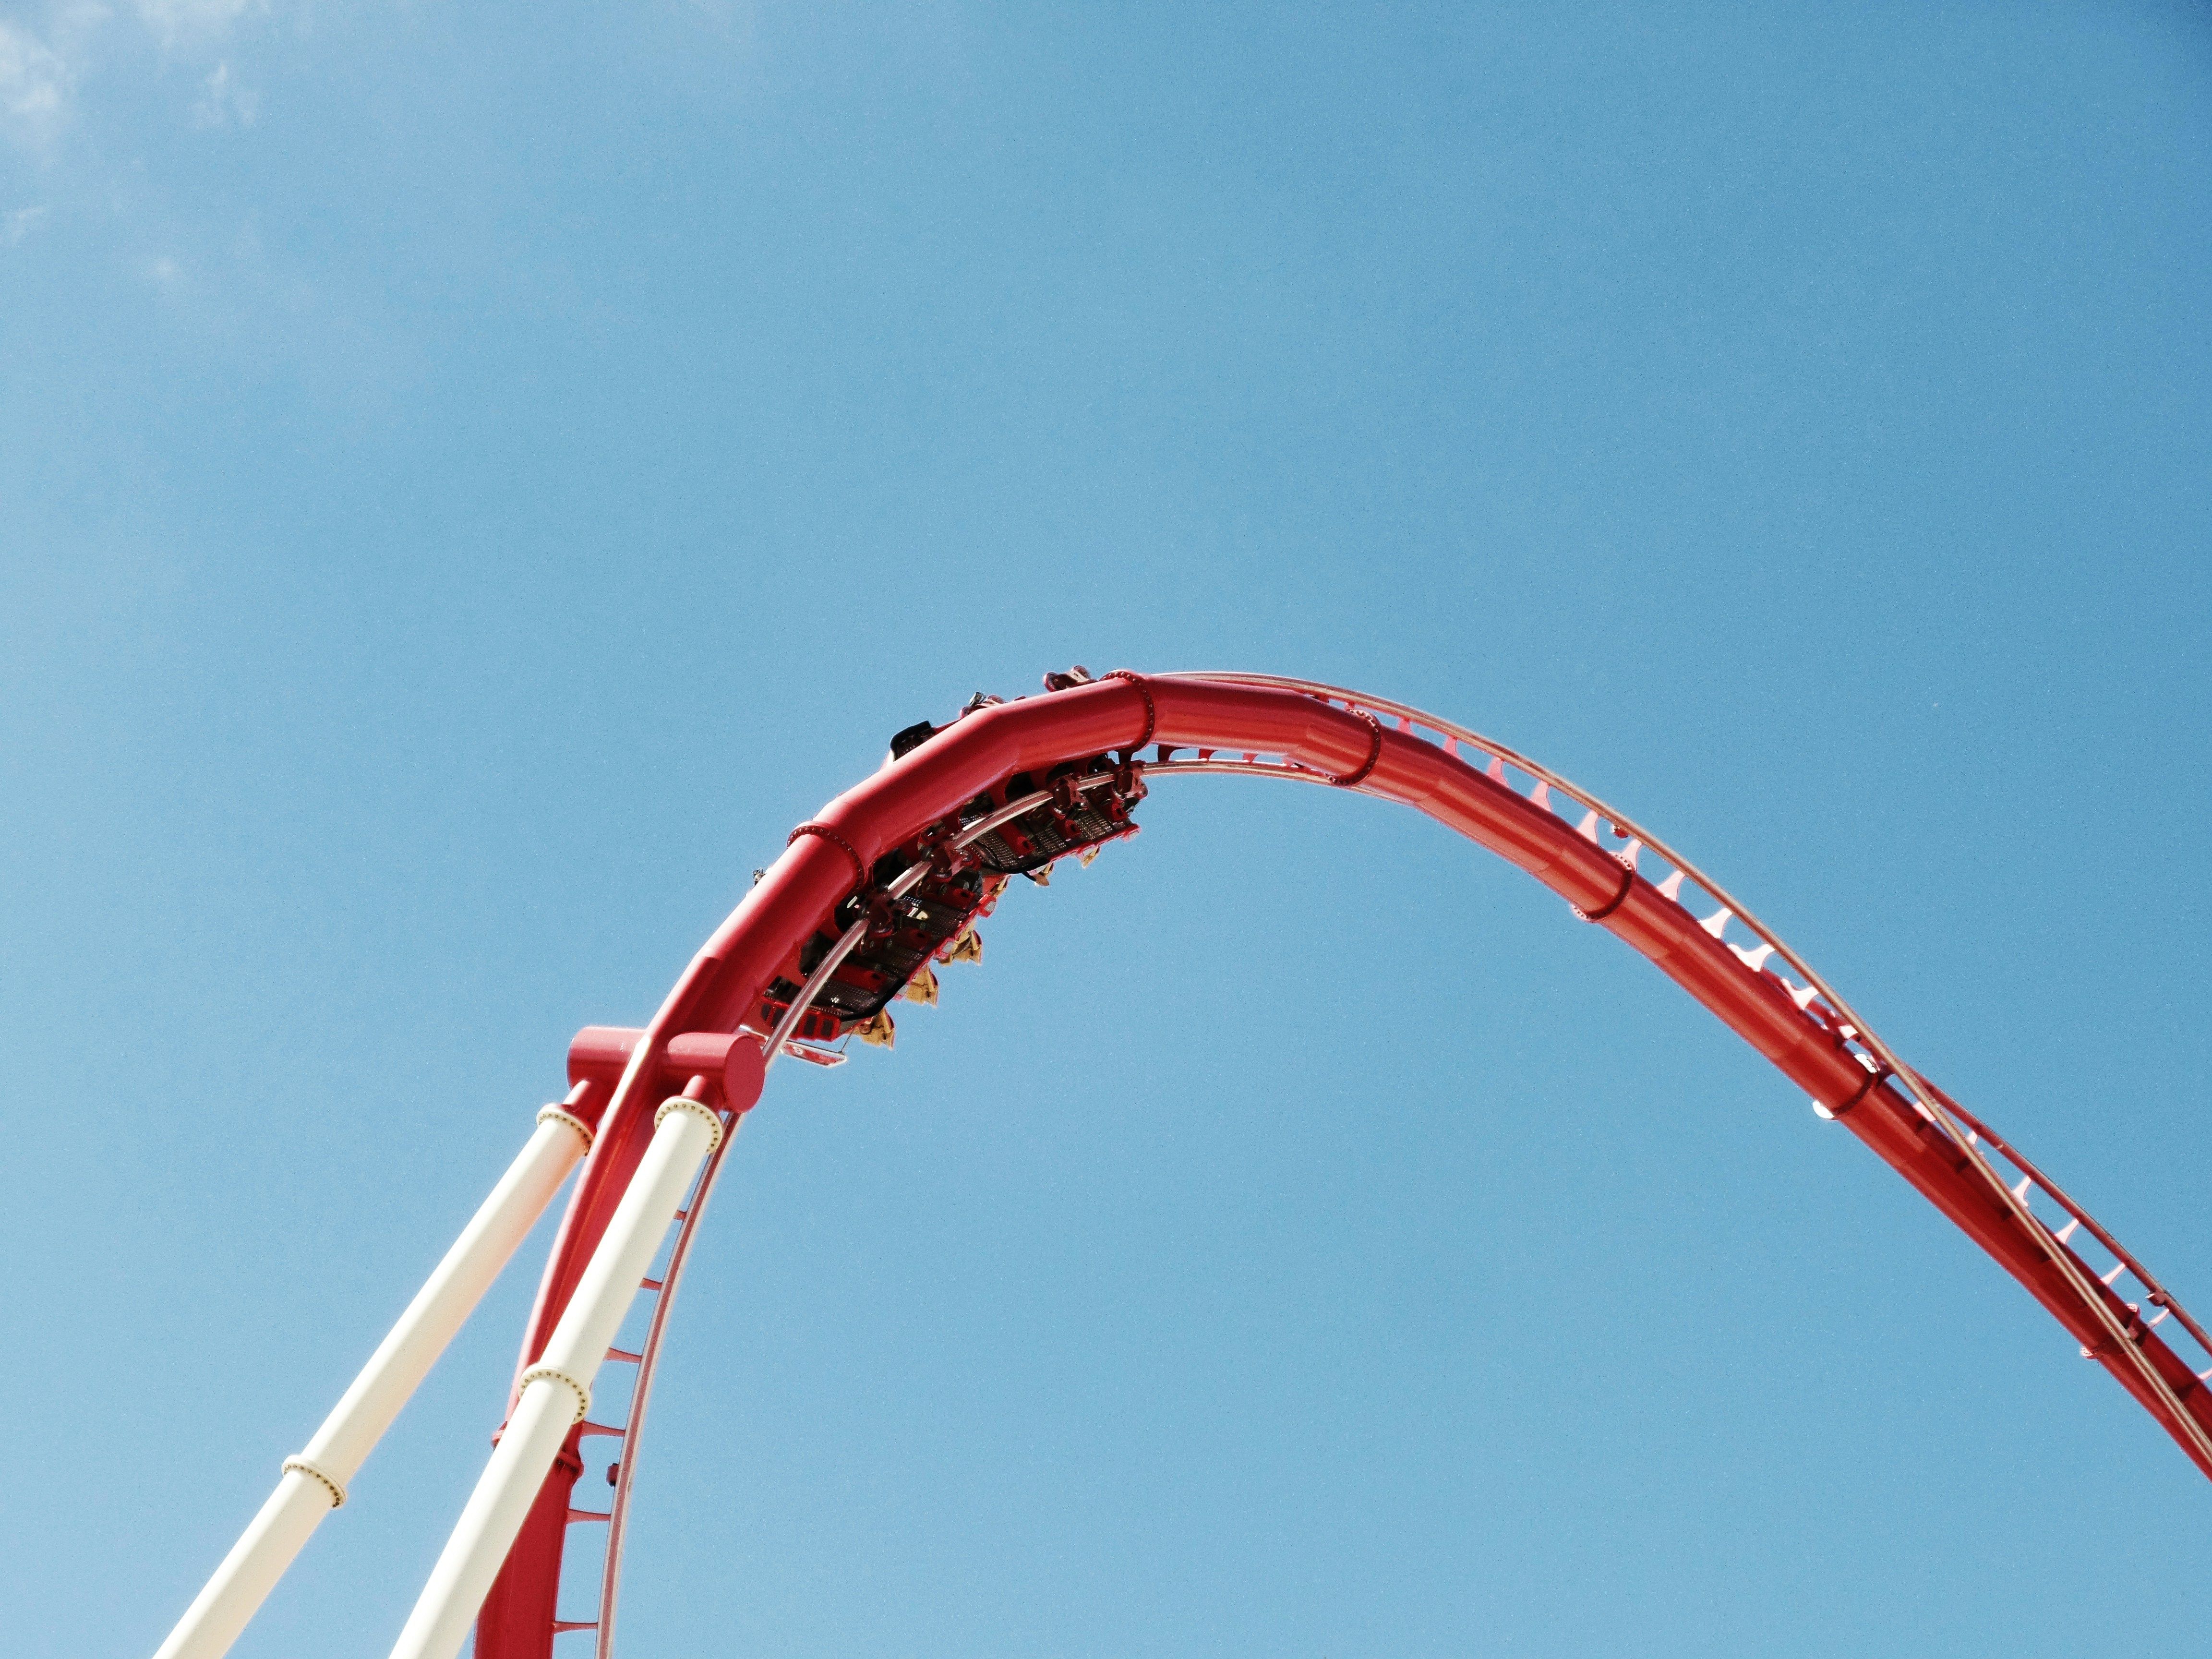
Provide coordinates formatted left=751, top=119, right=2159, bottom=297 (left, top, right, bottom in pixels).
left=552, top=1620, right=600, bottom=1634
left=566, top=1508, right=612, bottom=1525
left=606, top=1346, right=643, bottom=1363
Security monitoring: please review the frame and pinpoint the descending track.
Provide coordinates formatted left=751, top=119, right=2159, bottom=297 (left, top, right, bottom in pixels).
left=457, top=669, right=2211, bottom=1659
left=144, top=669, right=2212, bottom=1659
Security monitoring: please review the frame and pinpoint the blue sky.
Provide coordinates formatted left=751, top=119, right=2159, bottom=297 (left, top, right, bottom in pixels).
left=5, top=3, right=2210, bottom=1655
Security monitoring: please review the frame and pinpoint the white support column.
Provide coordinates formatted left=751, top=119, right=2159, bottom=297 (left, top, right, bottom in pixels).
left=152, top=1104, right=595, bottom=1659
left=387, top=1094, right=728, bottom=1659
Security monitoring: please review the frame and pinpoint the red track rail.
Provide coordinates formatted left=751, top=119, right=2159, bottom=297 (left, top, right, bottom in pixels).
left=476, top=673, right=2212, bottom=1658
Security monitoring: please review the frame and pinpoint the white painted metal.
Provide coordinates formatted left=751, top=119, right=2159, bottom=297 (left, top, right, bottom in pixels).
left=151, top=1105, right=594, bottom=1659
left=152, top=1473, right=329, bottom=1659
left=386, top=1095, right=728, bottom=1659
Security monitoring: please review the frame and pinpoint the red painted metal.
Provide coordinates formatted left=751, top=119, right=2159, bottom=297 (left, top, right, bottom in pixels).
left=565, top=1027, right=767, bottom=1116
left=475, top=673, right=2211, bottom=1658
left=473, top=1428, right=583, bottom=1648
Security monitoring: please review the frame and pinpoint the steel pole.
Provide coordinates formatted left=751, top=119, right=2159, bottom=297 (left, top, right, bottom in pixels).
left=386, top=1094, right=727, bottom=1659
left=152, top=1102, right=596, bottom=1659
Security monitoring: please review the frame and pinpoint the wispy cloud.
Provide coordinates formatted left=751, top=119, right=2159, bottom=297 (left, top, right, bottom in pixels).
left=4, top=202, right=50, bottom=242
left=132, top=0, right=258, bottom=48
left=190, top=57, right=254, bottom=127
left=0, top=0, right=268, bottom=155
left=0, top=17, right=74, bottom=148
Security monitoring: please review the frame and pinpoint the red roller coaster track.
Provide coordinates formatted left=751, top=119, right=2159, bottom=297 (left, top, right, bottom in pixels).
left=458, top=669, right=2209, bottom=1658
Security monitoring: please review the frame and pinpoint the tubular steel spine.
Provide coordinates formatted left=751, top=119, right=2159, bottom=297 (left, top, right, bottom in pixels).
left=1159, top=672, right=2212, bottom=1476
left=138, top=669, right=2211, bottom=1659
left=459, top=670, right=2209, bottom=1658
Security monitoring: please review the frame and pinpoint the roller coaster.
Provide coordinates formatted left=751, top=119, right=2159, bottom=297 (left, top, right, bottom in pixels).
left=151, top=669, right=2212, bottom=1659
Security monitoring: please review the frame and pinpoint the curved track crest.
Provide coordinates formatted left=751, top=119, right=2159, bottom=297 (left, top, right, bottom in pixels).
left=478, top=671, right=2212, bottom=1659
